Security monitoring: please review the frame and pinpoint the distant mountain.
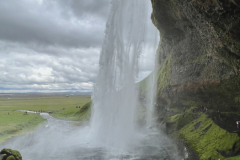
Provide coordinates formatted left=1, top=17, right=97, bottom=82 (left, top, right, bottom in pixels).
left=0, top=92, right=92, bottom=97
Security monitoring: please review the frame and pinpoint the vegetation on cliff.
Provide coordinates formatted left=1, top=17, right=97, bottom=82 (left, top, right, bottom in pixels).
left=150, top=0, right=240, bottom=159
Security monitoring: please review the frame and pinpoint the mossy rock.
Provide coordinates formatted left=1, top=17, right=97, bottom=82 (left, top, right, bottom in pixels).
left=0, top=154, right=8, bottom=160
left=0, top=149, right=22, bottom=160
left=6, top=156, right=15, bottom=160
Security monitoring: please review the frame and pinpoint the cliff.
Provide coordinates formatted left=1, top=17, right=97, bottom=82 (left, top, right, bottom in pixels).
left=150, top=0, right=240, bottom=159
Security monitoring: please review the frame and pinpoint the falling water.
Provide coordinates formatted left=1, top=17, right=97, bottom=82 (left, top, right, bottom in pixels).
left=145, top=71, right=157, bottom=128
left=0, top=0, right=185, bottom=159
left=90, top=0, right=147, bottom=149
left=144, top=28, right=159, bottom=128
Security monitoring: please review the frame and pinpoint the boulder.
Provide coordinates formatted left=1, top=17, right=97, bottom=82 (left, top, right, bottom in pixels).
left=0, top=149, right=22, bottom=160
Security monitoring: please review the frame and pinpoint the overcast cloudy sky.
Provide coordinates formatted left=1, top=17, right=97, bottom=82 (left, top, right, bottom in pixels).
left=0, top=0, right=158, bottom=93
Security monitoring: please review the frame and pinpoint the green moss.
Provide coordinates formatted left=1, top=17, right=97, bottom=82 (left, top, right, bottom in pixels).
left=166, top=112, right=195, bottom=130
left=166, top=114, right=181, bottom=123
left=227, top=155, right=240, bottom=160
left=6, top=156, right=15, bottom=160
left=157, top=54, right=172, bottom=93
left=160, top=75, right=240, bottom=159
left=178, top=114, right=240, bottom=160
left=165, top=96, right=240, bottom=160
left=182, top=101, right=201, bottom=108
left=10, top=150, right=22, bottom=160
left=176, top=113, right=194, bottom=130
left=0, top=149, right=22, bottom=160
left=0, top=154, right=8, bottom=160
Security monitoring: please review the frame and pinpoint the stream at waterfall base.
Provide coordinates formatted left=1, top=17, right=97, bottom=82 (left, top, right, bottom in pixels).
left=0, top=113, right=187, bottom=160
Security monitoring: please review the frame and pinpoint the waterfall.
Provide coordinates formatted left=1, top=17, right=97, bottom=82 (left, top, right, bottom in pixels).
left=145, top=28, right=159, bottom=128
left=0, top=1, right=183, bottom=159
left=145, top=71, right=156, bottom=128
left=135, top=3, right=159, bottom=129
left=90, top=0, right=147, bottom=149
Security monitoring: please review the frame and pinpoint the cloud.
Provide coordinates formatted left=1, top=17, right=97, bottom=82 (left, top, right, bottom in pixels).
left=0, top=0, right=158, bottom=93
left=0, top=0, right=109, bottom=48
left=0, top=0, right=108, bottom=92
left=0, top=45, right=99, bottom=92
left=54, top=0, right=110, bottom=19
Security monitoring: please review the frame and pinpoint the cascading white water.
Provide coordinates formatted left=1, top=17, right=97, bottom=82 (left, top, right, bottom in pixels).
left=90, top=0, right=147, bottom=149
left=0, top=1, right=184, bottom=159
left=145, top=71, right=156, bottom=128
left=144, top=7, right=159, bottom=128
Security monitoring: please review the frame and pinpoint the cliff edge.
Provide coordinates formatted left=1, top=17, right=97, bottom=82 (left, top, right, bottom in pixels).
left=150, top=0, right=240, bottom=159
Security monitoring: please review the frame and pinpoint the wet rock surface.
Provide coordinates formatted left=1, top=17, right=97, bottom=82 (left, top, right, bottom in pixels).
left=150, top=0, right=240, bottom=159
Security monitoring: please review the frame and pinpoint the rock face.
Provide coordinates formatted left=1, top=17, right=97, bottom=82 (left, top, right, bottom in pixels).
left=150, top=0, right=240, bottom=159
left=0, top=149, right=22, bottom=160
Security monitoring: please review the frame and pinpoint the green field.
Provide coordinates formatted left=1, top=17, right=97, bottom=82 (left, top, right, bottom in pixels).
left=0, top=111, right=45, bottom=143
left=0, top=94, right=92, bottom=143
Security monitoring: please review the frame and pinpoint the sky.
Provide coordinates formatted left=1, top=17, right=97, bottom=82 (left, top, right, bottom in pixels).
left=0, top=0, right=158, bottom=93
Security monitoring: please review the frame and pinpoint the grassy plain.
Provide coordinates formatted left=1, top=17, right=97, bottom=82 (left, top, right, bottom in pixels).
left=0, top=94, right=92, bottom=143
left=0, top=111, right=45, bottom=143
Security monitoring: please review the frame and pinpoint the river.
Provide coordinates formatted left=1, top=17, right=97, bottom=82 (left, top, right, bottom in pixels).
left=0, top=113, right=186, bottom=160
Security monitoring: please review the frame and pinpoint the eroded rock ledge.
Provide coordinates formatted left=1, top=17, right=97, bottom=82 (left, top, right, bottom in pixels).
left=150, top=0, right=240, bottom=159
